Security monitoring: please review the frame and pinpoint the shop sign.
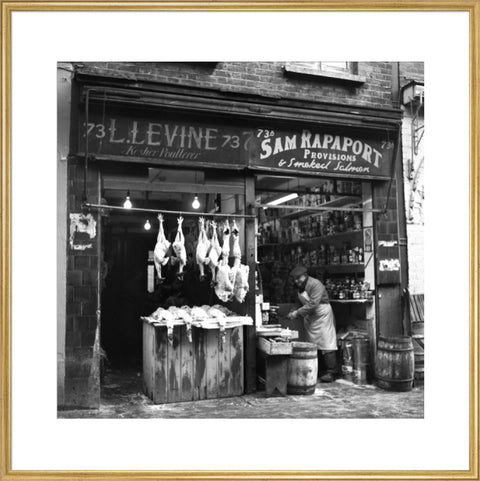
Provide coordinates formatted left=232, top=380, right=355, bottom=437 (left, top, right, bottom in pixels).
left=249, top=128, right=395, bottom=179
left=79, top=108, right=395, bottom=179
left=79, top=108, right=251, bottom=169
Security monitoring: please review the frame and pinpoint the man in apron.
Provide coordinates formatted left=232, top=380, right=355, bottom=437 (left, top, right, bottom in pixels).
left=287, top=265, right=338, bottom=382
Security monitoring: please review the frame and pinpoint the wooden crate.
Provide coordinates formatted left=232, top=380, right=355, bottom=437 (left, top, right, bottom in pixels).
left=257, top=336, right=293, bottom=355
left=143, top=321, right=244, bottom=404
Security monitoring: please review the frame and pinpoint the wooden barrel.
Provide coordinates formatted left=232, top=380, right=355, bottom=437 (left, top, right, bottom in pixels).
left=413, top=340, right=424, bottom=385
left=375, top=336, right=414, bottom=392
left=287, top=342, right=318, bottom=395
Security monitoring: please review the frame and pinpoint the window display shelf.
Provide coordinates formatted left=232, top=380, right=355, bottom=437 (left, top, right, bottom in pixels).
left=315, top=264, right=365, bottom=274
left=257, top=263, right=365, bottom=274
left=330, top=299, right=373, bottom=304
left=278, top=196, right=361, bottom=220
left=258, top=229, right=363, bottom=248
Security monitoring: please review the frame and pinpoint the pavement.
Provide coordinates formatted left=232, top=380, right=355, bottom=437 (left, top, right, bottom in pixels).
left=58, top=367, right=424, bottom=419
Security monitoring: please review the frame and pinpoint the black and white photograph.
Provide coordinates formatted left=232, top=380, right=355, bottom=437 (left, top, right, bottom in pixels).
left=2, top=5, right=477, bottom=478
left=56, top=61, right=425, bottom=419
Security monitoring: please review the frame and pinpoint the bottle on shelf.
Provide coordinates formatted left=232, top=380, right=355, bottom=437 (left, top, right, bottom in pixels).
left=325, top=277, right=370, bottom=300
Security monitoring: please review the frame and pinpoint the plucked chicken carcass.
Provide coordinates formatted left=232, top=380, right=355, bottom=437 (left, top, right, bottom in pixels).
left=180, top=305, right=192, bottom=315
left=195, top=217, right=210, bottom=281
left=191, top=306, right=208, bottom=322
left=150, top=307, right=175, bottom=345
left=153, top=214, right=171, bottom=281
left=220, top=220, right=231, bottom=263
left=207, top=306, right=227, bottom=321
left=215, top=221, right=234, bottom=302
left=211, top=304, right=233, bottom=316
left=207, top=221, right=222, bottom=286
left=229, top=220, right=242, bottom=286
left=230, top=219, right=250, bottom=303
left=231, top=219, right=242, bottom=259
left=233, top=261, right=250, bottom=303
left=168, top=306, right=193, bottom=342
left=207, top=305, right=227, bottom=342
left=172, top=216, right=187, bottom=280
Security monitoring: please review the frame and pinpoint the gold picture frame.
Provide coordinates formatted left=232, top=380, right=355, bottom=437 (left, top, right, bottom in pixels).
left=1, top=2, right=478, bottom=480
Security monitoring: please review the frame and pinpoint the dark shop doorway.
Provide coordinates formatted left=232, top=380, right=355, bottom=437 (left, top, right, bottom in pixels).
left=101, top=233, right=153, bottom=370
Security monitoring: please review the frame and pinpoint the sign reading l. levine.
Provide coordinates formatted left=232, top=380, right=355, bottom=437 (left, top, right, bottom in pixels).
left=79, top=107, right=395, bottom=178
left=79, top=107, right=252, bottom=169
left=249, top=128, right=395, bottom=178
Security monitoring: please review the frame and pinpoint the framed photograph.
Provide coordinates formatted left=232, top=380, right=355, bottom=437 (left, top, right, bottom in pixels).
left=1, top=2, right=478, bottom=480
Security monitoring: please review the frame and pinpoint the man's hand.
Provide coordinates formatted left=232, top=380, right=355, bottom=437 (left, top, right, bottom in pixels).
left=287, top=310, right=297, bottom=320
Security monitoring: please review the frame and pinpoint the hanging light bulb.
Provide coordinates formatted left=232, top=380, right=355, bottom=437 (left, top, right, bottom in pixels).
left=123, top=191, right=132, bottom=209
left=144, top=219, right=151, bottom=230
left=192, top=194, right=200, bottom=210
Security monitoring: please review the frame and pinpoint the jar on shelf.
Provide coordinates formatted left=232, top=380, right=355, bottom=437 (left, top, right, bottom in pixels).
left=353, top=214, right=362, bottom=231
left=348, top=248, right=355, bottom=264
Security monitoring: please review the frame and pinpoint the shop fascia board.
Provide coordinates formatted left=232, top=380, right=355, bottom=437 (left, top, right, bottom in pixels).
left=77, top=153, right=248, bottom=172
left=76, top=75, right=402, bottom=131
left=102, top=177, right=245, bottom=195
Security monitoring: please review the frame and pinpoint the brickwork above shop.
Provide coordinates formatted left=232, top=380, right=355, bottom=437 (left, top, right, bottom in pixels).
left=75, top=61, right=395, bottom=108
left=399, top=62, right=424, bottom=85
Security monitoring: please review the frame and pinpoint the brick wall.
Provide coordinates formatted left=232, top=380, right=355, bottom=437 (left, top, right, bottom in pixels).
left=399, top=62, right=424, bottom=84
left=399, top=62, right=424, bottom=295
left=76, top=61, right=395, bottom=108
left=64, top=159, right=101, bottom=408
left=374, top=180, right=399, bottom=240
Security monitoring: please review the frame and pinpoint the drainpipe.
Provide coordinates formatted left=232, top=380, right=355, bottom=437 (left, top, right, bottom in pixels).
left=392, top=62, right=410, bottom=335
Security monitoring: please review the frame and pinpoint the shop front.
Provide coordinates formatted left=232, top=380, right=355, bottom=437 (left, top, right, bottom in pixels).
left=63, top=75, right=404, bottom=407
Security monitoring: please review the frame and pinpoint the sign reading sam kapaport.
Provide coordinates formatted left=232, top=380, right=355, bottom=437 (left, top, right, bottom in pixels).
left=252, top=128, right=394, bottom=177
left=79, top=108, right=394, bottom=179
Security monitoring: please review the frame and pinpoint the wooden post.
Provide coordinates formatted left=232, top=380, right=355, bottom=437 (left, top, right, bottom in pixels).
left=244, top=175, right=257, bottom=393
left=362, top=182, right=377, bottom=363
left=57, top=63, right=73, bottom=407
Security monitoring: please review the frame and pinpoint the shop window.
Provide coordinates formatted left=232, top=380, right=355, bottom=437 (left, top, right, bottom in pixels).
left=255, top=175, right=377, bottom=351
left=284, top=62, right=366, bottom=84
left=255, top=175, right=371, bottom=305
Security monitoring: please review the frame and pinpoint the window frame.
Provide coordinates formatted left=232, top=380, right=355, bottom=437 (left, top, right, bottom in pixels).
left=284, top=62, right=366, bottom=84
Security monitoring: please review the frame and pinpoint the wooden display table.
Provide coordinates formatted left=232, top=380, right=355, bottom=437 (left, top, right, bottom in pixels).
left=142, top=316, right=253, bottom=404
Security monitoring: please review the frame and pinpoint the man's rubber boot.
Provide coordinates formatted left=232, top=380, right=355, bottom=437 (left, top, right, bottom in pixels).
left=320, top=351, right=338, bottom=383
left=317, top=350, right=326, bottom=379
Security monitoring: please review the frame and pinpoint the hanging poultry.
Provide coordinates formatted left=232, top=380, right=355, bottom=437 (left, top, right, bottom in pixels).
left=215, top=221, right=234, bottom=302
left=153, top=214, right=171, bottom=282
left=195, top=217, right=210, bottom=281
left=230, top=219, right=249, bottom=303
left=233, top=261, right=250, bottom=303
left=231, top=219, right=242, bottom=259
left=229, top=219, right=241, bottom=286
left=206, top=220, right=222, bottom=286
left=172, top=216, right=187, bottom=280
